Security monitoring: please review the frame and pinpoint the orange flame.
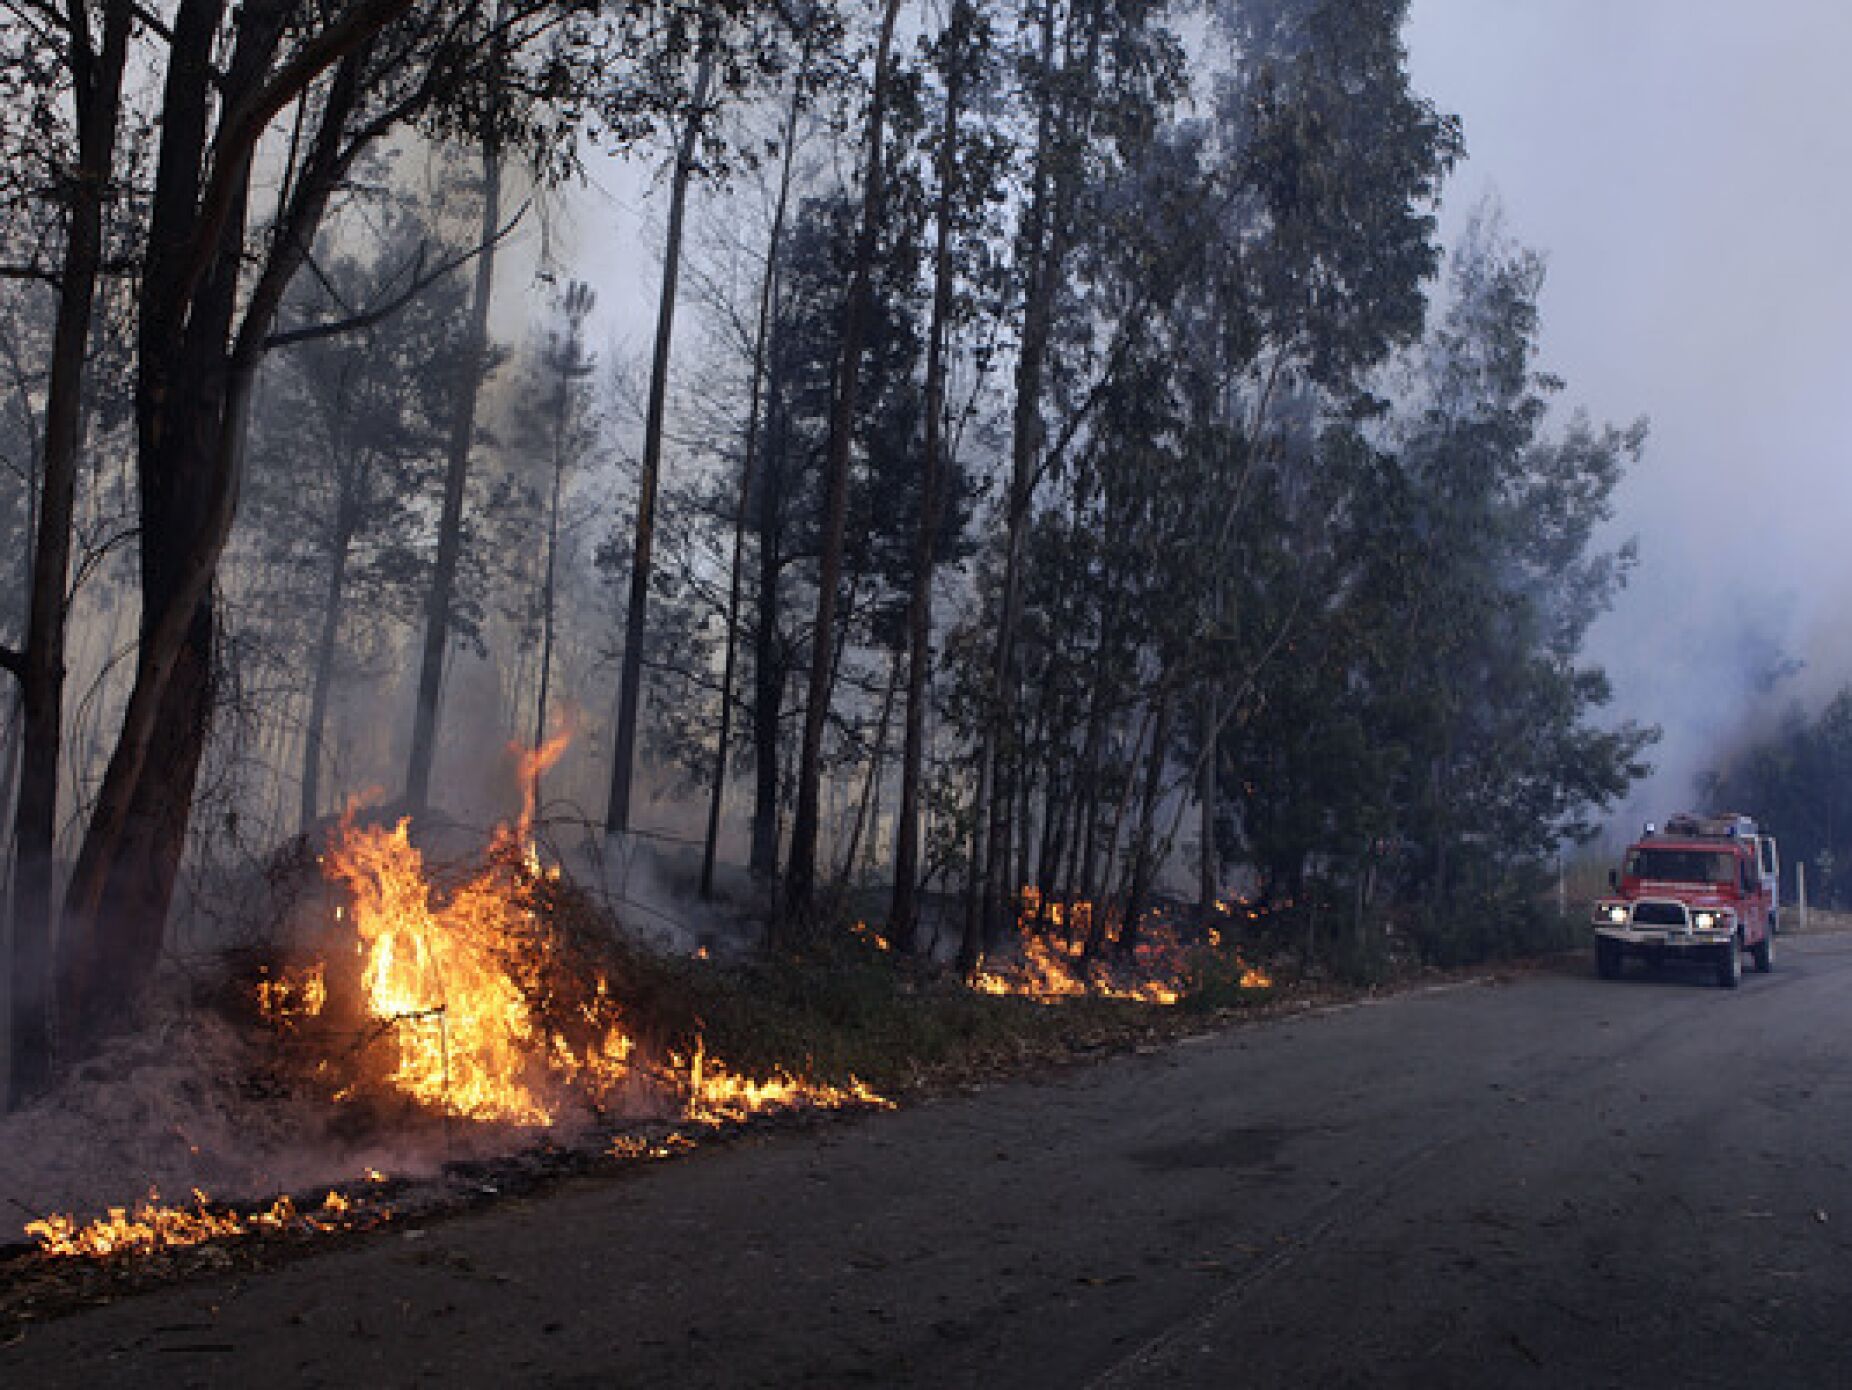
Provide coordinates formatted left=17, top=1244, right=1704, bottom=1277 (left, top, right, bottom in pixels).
left=27, top=1187, right=379, bottom=1259
left=306, top=733, right=886, bottom=1129
left=975, top=888, right=1269, bottom=1004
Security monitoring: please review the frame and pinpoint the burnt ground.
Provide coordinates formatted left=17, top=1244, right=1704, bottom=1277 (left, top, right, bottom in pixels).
left=6, top=929, right=1852, bottom=1387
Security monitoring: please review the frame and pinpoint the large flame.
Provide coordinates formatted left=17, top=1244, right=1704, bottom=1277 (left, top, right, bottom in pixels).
left=300, top=732, right=883, bottom=1129
left=323, top=810, right=579, bottom=1124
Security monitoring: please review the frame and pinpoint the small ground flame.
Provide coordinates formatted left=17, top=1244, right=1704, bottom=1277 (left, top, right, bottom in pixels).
left=973, top=891, right=1271, bottom=1004
left=28, top=1187, right=380, bottom=1259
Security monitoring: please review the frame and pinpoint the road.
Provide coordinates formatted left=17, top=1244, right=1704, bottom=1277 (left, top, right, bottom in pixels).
left=7, top=933, right=1852, bottom=1388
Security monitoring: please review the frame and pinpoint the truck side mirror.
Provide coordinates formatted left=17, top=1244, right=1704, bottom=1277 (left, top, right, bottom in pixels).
left=1608, top=868, right=1618, bottom=891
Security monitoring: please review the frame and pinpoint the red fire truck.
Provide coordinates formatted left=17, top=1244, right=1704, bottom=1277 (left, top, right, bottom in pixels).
left=1590, top=812, right=1780, bottom=988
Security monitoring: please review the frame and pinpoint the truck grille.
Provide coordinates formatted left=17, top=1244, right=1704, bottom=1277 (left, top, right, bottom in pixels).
left=1631, top=901, right=1689, bottom=928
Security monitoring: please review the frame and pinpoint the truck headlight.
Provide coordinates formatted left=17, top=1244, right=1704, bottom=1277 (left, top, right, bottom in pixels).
left=1607, top=905, right=1628, bottom=924
left=1694, top=911, right=1716, bottom=930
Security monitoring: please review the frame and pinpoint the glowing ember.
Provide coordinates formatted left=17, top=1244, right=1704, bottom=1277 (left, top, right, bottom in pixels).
left=610, top=1132, right=697, bottom=1161
left=27, top=1187, right=380, bottom=1259
left=850, top=920, right=891, bottom=952
left=254, top=962, right=327, bottom=1023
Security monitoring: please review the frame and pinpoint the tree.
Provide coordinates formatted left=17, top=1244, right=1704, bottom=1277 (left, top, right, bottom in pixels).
left=242, top=210, right=467, bottom=832
left=533, top=280, right=596, bottom=804
left=606, top=25, right=719, bottom=838
left=405, top=121, right=508, bottom=815
left=780, top=0, right=906, bottom=932
left=48, top=0, right=735, bottom=1049
left=2, top=0, right=132, bottom=1101
left=888, top=0, right=1005, bottom=952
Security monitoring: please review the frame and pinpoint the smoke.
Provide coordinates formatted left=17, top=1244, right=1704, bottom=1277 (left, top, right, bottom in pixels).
left=1406, top=0, right=1852, bottom=829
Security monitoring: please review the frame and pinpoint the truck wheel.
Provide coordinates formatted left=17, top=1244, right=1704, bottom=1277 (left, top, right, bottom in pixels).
left=1752, top=926, right=1774, bottom=974
left=1718, top=931, right=1743, bottom=989
left=1596, top=937, right=1623, bottom=980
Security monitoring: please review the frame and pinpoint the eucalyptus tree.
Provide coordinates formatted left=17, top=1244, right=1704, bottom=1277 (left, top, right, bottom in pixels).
left=1171, top=0, right=1462, bottom=917
left=0, top=0, right=133, bottom=1100
left=1352, top=219, right=1650, bottom=947
left=887, top=0, right=1010, bottom=953
left=972, top=0, right=1187, bottom=961
left=32, top=0, right=774, bottom=1055
left=781, top=0, right=906, bottom=932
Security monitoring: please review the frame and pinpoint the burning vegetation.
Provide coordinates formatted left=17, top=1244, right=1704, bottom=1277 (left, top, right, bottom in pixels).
left=242, top=737, right=892, bottom=1134
left=16, top=742, right=1290, bottom=1271
left=20, top=741, right=903, bottom=1264
left=970, top=889, right=1273, bottom=1005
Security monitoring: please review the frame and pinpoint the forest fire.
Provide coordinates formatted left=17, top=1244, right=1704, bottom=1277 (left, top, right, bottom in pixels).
left=971, top=891, right=1272, bottom=1004
left=253, top=733, right=885, bottom=1131
left=23, top=740, right=891, bottom=1264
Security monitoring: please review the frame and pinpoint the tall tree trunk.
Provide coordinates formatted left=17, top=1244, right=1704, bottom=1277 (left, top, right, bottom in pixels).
left=958, top=740, right=991, bottom=974
left=606, top=43, right=716, bottom=838
left=836, top=649, right=900, bottom=891
left=59, top=13, right=379, bottom=1044
left=980, top=0, right=1097, bottom=951
left=702, top=34, right=811, bottom=900
left=1197, top=692, right=1218, bottom=919
left=1117, top=687, right=1174, bottom=956
left=406, top=135, right=501, bottom=813
left=781, top=0, right=904, bottom=934
left=749, top=422, right=785, bottom=882
left=298, top=513, right=354, bottom=834
left=534, top=289, right=589, bottom=807
left=6, top=0, right=132, bottom=1102
left=888, top=0, right=968, bottom=953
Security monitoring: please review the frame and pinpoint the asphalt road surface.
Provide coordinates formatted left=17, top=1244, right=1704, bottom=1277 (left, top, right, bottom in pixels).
left=8, top=932, right=1852, bottom=1388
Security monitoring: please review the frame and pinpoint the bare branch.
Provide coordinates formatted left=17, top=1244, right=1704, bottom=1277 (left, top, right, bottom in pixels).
left=263, top=199, right=530, bottom=350
left=127, top=1, right=172, bottom=45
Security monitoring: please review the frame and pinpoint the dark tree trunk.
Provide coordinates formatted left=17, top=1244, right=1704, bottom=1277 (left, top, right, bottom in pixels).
left=702, top=35, right=810, bottom=900
left=958, top=740, right=991, bottom=974
left=6, top=0, right=132, bottom=1103
left=782, top=0, right=904, bottom=934
left=298, top=512, right=354, bottom=834
left=1197, top=692, right=1218, bottom=920
left=749, top=391, right=787, bottom=882
left=406, top=136, right=501, bottom=814
left=59, top=5, right=385, bottom=1044
left=980, top=0, right=1097, bottom=951
left=607, top=43, right=716, bottom=838
left=889, top=0, right=968, bottom=953
left=836, top=649, right=900, bottom=891
left=1117, top=688, right=1174, bottom=956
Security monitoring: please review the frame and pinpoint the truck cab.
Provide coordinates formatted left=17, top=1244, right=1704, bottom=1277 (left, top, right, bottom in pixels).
left=1592, top=812, right=1777, bottom=988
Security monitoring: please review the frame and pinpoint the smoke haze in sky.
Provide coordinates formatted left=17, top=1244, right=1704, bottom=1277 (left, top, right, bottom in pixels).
left=1406, top=0, right=1852, bottom=820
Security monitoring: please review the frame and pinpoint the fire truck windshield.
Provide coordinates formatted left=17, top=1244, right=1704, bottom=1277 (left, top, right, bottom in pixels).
left=1624, top=848, right=1737, bottom=885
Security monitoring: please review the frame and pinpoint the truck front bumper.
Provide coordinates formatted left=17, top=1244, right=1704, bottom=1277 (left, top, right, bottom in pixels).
left=1594, top=926, right=1731, bottom=951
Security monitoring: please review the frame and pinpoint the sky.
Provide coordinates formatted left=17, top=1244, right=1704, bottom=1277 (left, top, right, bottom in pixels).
left=1404, top=0, right=1852, bottom=818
